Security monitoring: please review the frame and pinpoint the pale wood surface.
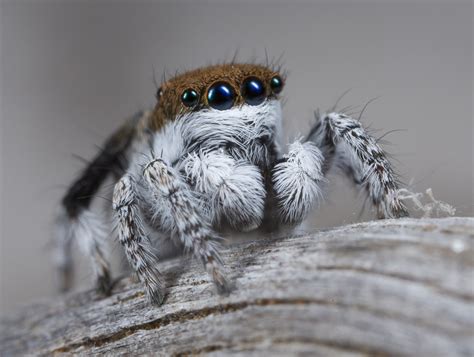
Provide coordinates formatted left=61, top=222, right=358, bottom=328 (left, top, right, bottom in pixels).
left=1, top=217, right=473, bottom=356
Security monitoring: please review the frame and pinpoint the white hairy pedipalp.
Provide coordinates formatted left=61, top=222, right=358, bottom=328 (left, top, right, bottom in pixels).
left=181, top=150, right=266, bottom=230
left=273, top=140, right=325, bottom=223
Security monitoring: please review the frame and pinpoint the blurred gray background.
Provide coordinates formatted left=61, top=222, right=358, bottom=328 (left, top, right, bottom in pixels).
left=1, top=0, right=472, bottom=313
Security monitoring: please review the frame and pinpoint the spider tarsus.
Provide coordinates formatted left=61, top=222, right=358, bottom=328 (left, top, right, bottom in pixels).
left=56, top=265, right=73, bottom=293
left=148, top=289, right=166, bottom=306
left=96, top=272, right=113, bottom=296
left=212, top=270, right=232, bottom=296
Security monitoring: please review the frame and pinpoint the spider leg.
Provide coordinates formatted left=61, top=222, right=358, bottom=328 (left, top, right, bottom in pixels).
left=113, top=174, right=165, bottom=305
left=307, top=112, right=408, bottom=218
left=143, top=158, right=230, bottom=295
left=54, top=111, right=143, bottom=294
left=54, top=208, right=112, bottom=294
left=271, top=140, right=325, bottom=224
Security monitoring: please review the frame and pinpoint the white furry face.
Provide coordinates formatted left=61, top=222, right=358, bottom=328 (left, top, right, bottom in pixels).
left=149, top=99, right=283, bottom=168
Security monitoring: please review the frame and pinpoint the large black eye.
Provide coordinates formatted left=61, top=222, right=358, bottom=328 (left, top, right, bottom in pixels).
left=270, top=75, right=284, bottom=94
left=241, top=77, right=266, bottom=106
left=181, top=88, right=199, bottom=108
left=207, top=81, right=235, bottom=110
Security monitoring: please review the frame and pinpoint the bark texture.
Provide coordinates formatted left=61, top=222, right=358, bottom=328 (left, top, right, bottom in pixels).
left=1, top=217, right=473, bottom=356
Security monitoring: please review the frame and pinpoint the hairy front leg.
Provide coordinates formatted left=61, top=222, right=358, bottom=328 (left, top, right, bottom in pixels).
left=143, top=158, right=230, bottom=294
left=113, top=174, right=165, bottom=305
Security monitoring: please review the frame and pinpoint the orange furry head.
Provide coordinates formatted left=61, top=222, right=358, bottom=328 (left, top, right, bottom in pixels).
left=148, top=63, right=285, bottom=130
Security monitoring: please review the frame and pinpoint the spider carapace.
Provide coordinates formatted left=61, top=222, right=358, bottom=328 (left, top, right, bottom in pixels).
left=56, top=63, right=408, bottom=305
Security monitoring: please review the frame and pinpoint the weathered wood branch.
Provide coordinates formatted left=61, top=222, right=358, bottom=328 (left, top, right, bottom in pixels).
left=1, top=217, right=473, bottom=356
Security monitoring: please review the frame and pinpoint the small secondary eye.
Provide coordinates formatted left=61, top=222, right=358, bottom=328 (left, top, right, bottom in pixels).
left=270, top=75, right=284, bottom=94
left=156, top=88, right=163, bottom=100
left=207, top=82, right=235, bottom=110
left=241, top=77, right=266, bottom=106
left=181, top=88, right=199, bottom=108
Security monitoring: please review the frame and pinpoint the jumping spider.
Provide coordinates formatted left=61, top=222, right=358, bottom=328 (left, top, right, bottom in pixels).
left=55, top=63, right=408, bottom=305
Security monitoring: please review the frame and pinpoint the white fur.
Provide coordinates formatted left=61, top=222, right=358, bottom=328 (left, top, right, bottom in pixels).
left=179, top=99, right=282, bottom=165
left=213, top=161, right=266, bottom=230
left=128, top=100, right=282, bottom=183
left=180, top=150, right=235, bottom=193
left=273, top=140, right=325, bottom=223
left=180, top=150, right=266, bottom=230
left=54, top=207, right=109, bottom=284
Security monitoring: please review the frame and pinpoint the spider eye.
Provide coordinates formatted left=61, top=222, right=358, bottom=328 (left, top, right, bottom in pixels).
left=181, top=88, right=199, bottom=108
left=241, top=77, right=266, bottom=106
left=270, top=75, right=284, bottom=94
left=207, top=81, right=235, bottom=110
left=156, top=87, right=163, bottom=101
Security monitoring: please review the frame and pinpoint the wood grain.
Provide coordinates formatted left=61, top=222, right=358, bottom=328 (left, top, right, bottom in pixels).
left=1, top=217, right=473, bottom=356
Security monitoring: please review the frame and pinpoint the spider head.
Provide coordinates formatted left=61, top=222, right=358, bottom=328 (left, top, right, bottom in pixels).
left=150, top=63, right=284, bottom=128
left=150, top=63, right=285, bottom=166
